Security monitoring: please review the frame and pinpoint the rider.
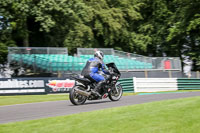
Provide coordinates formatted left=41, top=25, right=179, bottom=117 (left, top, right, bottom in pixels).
left=81, top=50, right=110, bottom=97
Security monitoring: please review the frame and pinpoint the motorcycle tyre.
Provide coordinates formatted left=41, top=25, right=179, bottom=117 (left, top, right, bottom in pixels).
left=108, top=83, right=123, bottom=101
left=69, top=86, right=87, bottom=105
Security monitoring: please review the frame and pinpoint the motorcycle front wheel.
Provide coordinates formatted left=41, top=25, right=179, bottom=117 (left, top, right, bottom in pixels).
left=108, top=82, right=123, bottom=101
left=69, top=86, right=87, bottom=105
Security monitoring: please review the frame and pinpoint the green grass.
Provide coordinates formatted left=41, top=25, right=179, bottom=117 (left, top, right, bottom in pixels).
left=0, top=93, right=138, bottom=106
left=0, top=90, right=200, bottom=106
left=1, top=96, right=200, bottom=133
left=123, top=90, right=200, bottom=96
left=0, top=94, right=69, bottom=106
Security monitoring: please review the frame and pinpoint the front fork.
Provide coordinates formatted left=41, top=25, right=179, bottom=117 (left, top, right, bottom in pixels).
left=109, top=82, right=120, bottom=95
left=115, top=82, right=121, bottom=93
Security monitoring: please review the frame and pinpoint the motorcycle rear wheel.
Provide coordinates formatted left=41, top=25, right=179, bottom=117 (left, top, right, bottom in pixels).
left=69, top=86, right=87, bottom=105
left=108, top=82, right=123, bottom=101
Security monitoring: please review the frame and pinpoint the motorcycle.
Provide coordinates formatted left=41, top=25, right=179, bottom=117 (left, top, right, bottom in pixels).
left=69, top=62, right=123, bottom=105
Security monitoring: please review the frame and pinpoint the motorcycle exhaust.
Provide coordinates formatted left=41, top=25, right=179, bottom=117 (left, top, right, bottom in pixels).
left=74, top=88, right=91, bottom=97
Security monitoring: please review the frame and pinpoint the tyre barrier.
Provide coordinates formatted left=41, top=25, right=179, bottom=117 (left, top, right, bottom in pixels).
left=118, top=78, right=134, bottom=92
left=178, top=78, right=200, bottom=90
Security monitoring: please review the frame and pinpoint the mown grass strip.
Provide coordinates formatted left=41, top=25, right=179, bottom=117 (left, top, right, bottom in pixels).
left=1, top=96, right=200, bottom=133
left=0, top=93, right=137, bottom=106
left=0, top=94, right=69, bottom=106
left=0, top=90, right=199, bottom=106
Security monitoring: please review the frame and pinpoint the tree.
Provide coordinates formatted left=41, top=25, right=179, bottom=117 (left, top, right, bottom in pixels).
left=0, top=0, right=34, bottom=47
left=0, top=0, right=200, bottom=70
left=167, top=0, right=200, bottom=70
left=64, top=0, right=151, bottom=53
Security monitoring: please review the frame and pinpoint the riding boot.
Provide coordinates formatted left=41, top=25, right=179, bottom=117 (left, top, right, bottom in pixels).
left=92, top=81, right=105, bottom=97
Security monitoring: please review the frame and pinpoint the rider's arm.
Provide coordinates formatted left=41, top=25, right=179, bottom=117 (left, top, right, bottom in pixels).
left=101, top=63, right=110, bottom=75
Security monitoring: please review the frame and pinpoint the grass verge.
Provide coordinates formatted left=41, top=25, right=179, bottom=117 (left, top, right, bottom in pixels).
left=0, top=93, right=137, bottom=106
left=0, top=94, right=69, bottom=106
left=1, top=96, right=200, bottom=133
left=0, top=90, right=199, bottom=106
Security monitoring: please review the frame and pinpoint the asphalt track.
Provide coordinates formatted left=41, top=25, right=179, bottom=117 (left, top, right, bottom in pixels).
left=0, top=92, right=200, bottom=124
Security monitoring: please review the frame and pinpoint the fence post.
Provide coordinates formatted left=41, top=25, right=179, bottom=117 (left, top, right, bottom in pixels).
left=145, top=70, right=148, bottom=78
left=133, top=77, right=137, bottom=92
left=58, top=71, right=61, bottom=78
left=33, top=55, right=36, bottom=73
left=197, top=71, right=199, bottom=78
left=188, top=72, right=191, bottom=78
left=168, top=70, right=172, bottom=78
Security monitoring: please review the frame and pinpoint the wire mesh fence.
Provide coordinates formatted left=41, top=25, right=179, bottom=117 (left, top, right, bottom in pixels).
left=8, top=47, right=68, bottom=54
left=77, top=48, right=181, bottom=71
left=114, top=50, right=144, bottom=57
left=77, top=48, right=114, bottom=55
left=8, top=47, right=68, bottom=64
left=8, top=47, right=182, bottom=73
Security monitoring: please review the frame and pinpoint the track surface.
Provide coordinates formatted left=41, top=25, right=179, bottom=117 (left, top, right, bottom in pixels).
left=0, top=92, right=200, bottom=124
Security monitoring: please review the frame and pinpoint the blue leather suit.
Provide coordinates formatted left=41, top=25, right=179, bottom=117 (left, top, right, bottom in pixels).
left=81, top=57, right=110, bottom=82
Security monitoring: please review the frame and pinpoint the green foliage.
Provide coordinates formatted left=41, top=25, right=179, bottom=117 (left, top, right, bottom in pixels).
left=0, top=43, right=7, bottom=64
left=62, top=0, right=149, bottom=53
left=0, top=41, right=16, bottom=64
left=166, top=0, right=200, bottom=70
left=0, top=0, right=200, bottom=70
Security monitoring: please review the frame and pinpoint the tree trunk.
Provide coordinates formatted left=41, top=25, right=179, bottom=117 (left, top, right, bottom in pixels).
left=23, top=34, right=29, bottom=47
left=23, top=18, right=29, bottom=47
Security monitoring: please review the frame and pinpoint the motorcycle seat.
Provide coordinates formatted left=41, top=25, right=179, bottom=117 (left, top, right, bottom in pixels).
left=74, top=77, right=92, bottom=84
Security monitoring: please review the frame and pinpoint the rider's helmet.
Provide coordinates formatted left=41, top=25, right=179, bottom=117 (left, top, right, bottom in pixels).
left=94, top=51, right=104, bottom=60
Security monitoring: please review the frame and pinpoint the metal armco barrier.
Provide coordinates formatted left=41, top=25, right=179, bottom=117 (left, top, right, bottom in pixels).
left=133, top=78, right=200, bottom=92
left=118, top=78, right=134, bottom=92
left=178, top=78, right=200, bottom=90
left=134, top=78, right=178, bottom=92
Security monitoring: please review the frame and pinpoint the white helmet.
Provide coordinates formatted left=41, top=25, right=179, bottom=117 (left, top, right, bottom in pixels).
left=94, top=51, right=104, bottom=60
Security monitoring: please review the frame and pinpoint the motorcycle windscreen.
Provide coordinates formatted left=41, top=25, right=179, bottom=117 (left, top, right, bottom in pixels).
left=106, top=62, right=121, bottom=75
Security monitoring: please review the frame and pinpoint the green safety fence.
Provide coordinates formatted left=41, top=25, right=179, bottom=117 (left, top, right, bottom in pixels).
left=118, top=78, right=134, bottom=92
left=178, top=78, right=200, bottom=90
